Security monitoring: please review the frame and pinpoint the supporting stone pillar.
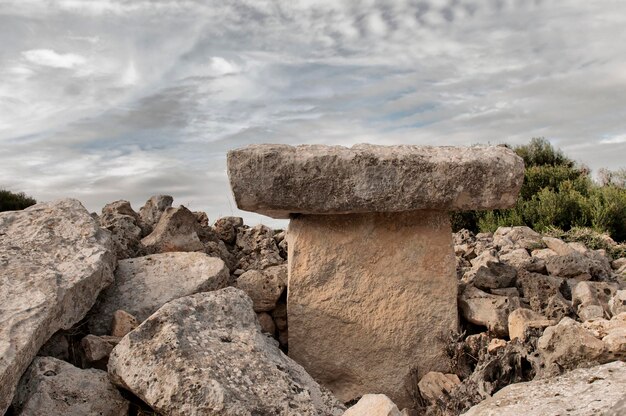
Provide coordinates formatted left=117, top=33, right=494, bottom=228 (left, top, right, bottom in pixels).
left=227, top=144, right=524, bottom=408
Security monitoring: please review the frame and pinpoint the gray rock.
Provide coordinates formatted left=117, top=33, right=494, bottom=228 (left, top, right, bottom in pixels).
left=141, top=205, right=204, bottom=253
left=108, top=287, right=344, bottom=416
left=0, top=199, right=115, bottom=413
left=500, top=248, right=546, bottom=273
left=214, top=216, right=244, bottom=245
left=88, top=252, right=228, bottom=335
left=463, top=361, right=626, bottom=416
left=472, top=261, right=517, bottom=290
left=493, top=226, right=543, bottom=250
left=545, top=252, right=592, bottom=279
left=80, top=335, right=120, bottom=369
left=138, top=194, right=173, bottom=233
left=516, top=270, right=565, bottom=317
left=235, top=224, right=284, bottom=271
left=227, top=144, right=524, bottom=218
left=100, top=200, right=144, bottom=259
left=572, top=281, right=619, bottom=321
left=11, top=356, right=128, bottom=416
left=236, top=265, right=287, bottom=312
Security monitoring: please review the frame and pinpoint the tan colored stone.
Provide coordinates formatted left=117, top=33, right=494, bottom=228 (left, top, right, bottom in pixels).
left=343, top=394, right=402, bottom=416
left=610, top=290, right=626, bottom=316
left=287, top=211, right=458, bottom=408
left=508, top=308, right=554, bottom=341
left=141, top=206, right=204, bottom=253
left=459, top=285, right=520, bottom=337
left=572, top=281, right=618, bottom=321
left=417, top=372, right=461, bottom=403
left=228, top=144, right=524, bottom=218
left=138, top=194, right=173, bottom=232
left=111, top=310, right=139, bottom=337
left=236, top=265, right=287, bottom=312
left=487, top=338, right=507, bottom=354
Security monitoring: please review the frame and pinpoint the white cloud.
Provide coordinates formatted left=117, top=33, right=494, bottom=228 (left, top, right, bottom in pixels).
left=22, top=49, right=86, bottom=69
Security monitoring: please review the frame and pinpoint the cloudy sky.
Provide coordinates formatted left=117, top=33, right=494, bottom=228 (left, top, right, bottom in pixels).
left=1, top=0, right=625, bottom=226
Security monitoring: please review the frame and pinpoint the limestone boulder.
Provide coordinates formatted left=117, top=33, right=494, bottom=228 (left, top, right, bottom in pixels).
left=99, top=200, right=144, bottom=259
left=463, top=361, right=626, bottom=416
left=235, top=224, right=284, bottom=271
left=572, top=281, right=619, bottom=321
left=471, top=260, right=517, bottom=290
left=108, top=288, right=344, bottom=416
left=11, top=356, right=128, bottom=416
left=228, top=144, right=524, bottom=218
left=459, top=285, right=520, bottom=337
left=0, top=199, right=115, bottom=413
left=287, top=211, right=458, bottom=408
left=515, top=270, right=565, bottom=316
left=236, top=264, right=287, bottom=312
left=88, top=252, right=228, bottom=334
left=138, top=194, right=173, bottom=233
left=537, top=317, right=609, bottom=374
left=342, top=394, right=402, bottom=416
left=500, top=248, right=546, bottom=273
left=141, top=205, right=204, bottom=253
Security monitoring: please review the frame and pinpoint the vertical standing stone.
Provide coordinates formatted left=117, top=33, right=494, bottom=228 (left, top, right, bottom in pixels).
left=227, top=143, right=524, bottom=408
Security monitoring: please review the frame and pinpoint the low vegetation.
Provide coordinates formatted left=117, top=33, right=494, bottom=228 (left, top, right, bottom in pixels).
left=0, top=189, right=36, bottom=212
left=452, top=138, right=626, bottom=243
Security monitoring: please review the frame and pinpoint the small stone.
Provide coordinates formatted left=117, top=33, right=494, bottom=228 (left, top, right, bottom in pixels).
left=81, top=335, right=120, bottom=369
left=490, top=287, right=520, bottom=297
left=343, top=394, right=402, bottom=416
left=235, top=224, right=284, bottom=271
left=418, top=372, right=461, bottom=403
left=111, top=310, right=139, bottom=337
left=487, top=338, right=507, bottom=354
left=611, top=257, right=626, bottom=270
left=500, top=248, right=546, bottom=273
left=138, top=195, right=173, bottom=233
left=572, top=281, right=618, bottom=321
left=542, top=236, right=575, bottom=256
left=609, top=290, right=626, bottom=316
left=494, top=227, right=543, bottom=250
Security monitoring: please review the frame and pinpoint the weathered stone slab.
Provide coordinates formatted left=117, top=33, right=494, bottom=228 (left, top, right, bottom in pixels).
left=11, top=356, right=128, bottom=416
left=287, top=211, right=458, bottom=408
left=88, top=252, right=229, bottom=335
left=0, top=199, right=115, bottom=413
left=228, top=144, right=524, bottom=218
left=463, top=361, right=626, bottom=416
left=108, top=287, right=344, bottom=416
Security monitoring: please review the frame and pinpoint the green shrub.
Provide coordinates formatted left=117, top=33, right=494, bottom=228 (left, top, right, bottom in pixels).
left=450, top=138, right=626, bottom=242
left=0, top=189, right=37, bottom=212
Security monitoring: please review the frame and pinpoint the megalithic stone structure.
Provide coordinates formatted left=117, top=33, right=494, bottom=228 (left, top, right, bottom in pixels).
left=227, top=144, right=524, bottom=408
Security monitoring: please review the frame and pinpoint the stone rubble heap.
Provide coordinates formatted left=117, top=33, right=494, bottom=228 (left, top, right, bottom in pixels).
left=0, top=144, right=624, bottom=416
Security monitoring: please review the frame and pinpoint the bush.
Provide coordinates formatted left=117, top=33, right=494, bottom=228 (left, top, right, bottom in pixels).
left=451, top=138, right=626, bottom=242
left=0, top=189, right=37, bottom=212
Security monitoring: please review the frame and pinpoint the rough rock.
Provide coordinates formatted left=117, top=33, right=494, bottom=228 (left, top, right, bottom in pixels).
left=417, top=372, right=461, bottom=404
left=11, top=356, right=128, bottom=416
left=508, top=308, right=554, bottom=341
left=342, top=394, right=402, bottom=416
left=572, top=281, right=618, bottom=321
left=515, top=270, right=565, bottom=316
left=138, top=194, right=173, bottom=233
left=99, top=200, right=144, bottom=259
left=612, top=257, right=626, bottom=270
left=500, top=248, right=545, bottom=273
left=108, top=288, right=344, bottom=416
left=214, top=216, right=243, bottom=245
left=493, top=226, right=543, bottom=250
left=610, top=290, right=626, bottom=316
left=235, top=224, right=284, bottom=271
left=537, top=317, right=609, bottom=374
left=236, top=265, right=287, bottom=312
left=228, top=144, right=524, bottom=218
left=544, top=292, right=574, bottom=321
left=459, top=285, right=520, bottom=337
left=111, top=310, right=139, bottom=337
left=88, top=252, right=228, bottom=335
left=542, top=236, right=575, bottom=256
left=287, top=211, right=458, bottom=408
left=487, top=338, right=507, bottom=354
left=471, top=260, right=517, bottom=290
left=141, top=205, right=204, bottom=253
left=0, top=199, right=115, bottom=413
left=544, top=252, right=592, bottom=279
left=463, top=361, right=626, bottom=416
